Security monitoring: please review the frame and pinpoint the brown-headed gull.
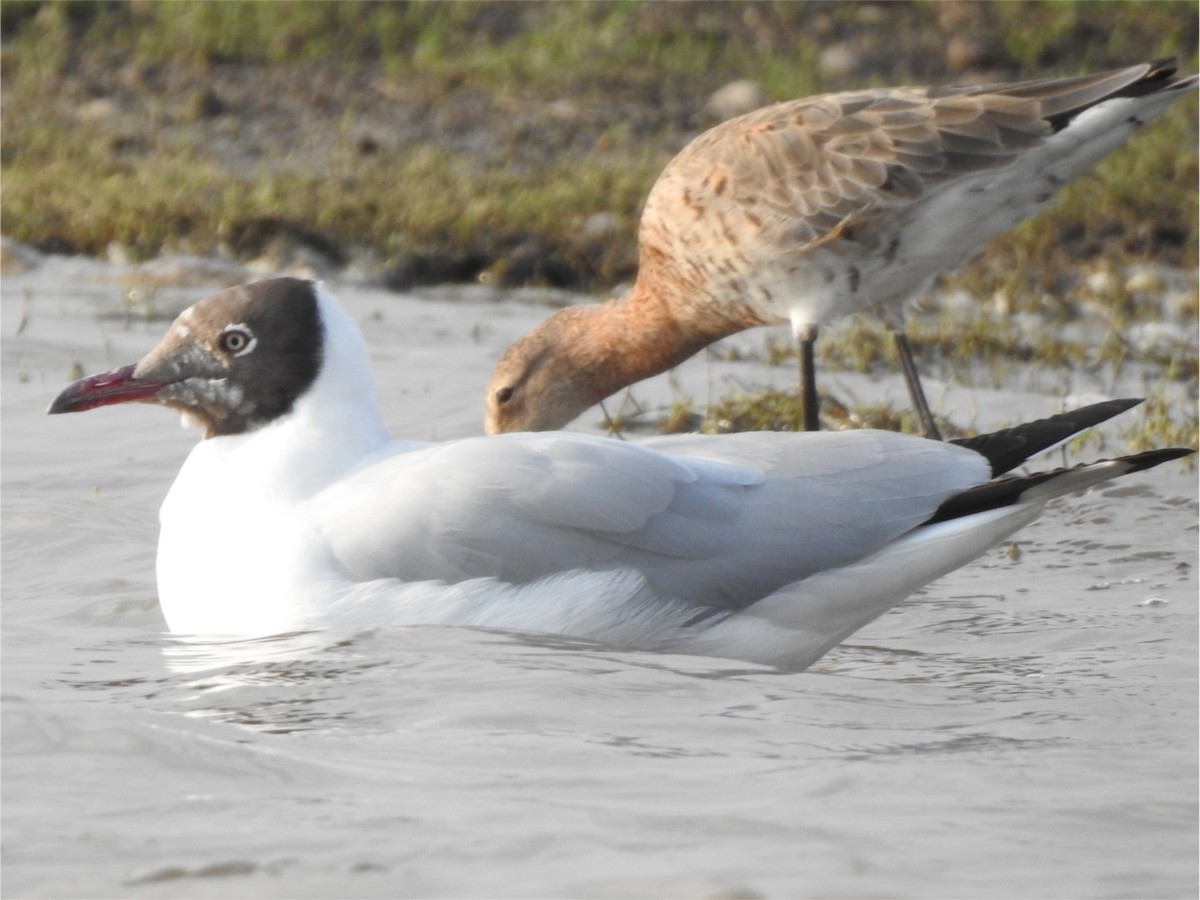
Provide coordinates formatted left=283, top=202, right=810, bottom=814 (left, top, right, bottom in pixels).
left=485, top=60, right=1197, bottom=439
left=49, top=278, right=1190, bottom=670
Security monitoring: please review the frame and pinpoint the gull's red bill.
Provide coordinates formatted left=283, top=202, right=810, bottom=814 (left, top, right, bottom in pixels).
left=47, top=365, right=165, bottom=415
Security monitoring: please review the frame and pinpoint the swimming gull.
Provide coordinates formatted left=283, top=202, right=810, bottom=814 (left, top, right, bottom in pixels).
left=49, top=278, right=1191, bottom=669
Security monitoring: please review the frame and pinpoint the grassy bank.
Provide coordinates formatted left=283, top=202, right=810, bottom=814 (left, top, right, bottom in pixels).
left=3, top=1, right=1196, bottom=448
left=2, top=0, right=1196, bottom=291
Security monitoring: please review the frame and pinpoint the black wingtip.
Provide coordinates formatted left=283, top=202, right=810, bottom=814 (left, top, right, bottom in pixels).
left=927, top=445, right=1192, bottom=526
left=951, top=399, right=1144, bottom=476
left=1119, top=446, right=1195, bottom=473
left=1142, top=58, right=1181, bottom=85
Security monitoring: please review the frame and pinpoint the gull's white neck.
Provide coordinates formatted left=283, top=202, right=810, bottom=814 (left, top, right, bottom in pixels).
left=157, top=287, right=392, bottom=633
left=180, top=286, right=390, bottom=497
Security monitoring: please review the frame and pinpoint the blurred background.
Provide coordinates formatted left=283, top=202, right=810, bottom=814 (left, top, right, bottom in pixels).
left=2, top=0, right=1196, bottom=293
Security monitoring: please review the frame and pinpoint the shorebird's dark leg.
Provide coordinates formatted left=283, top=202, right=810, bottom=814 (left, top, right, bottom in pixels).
left=797, top=323, right=820, bottom=432
left=892, top=329, right=942, bottom=440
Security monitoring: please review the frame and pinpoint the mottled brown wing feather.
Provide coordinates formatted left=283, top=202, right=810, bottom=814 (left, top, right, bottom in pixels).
left=649, top=61, right=1180, bottom=248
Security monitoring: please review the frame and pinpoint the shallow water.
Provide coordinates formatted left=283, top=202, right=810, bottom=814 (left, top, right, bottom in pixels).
left=3, top=261, right=1197, bottom=898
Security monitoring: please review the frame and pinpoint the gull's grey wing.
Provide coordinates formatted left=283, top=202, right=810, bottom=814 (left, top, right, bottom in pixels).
left=312, top=430, right=989, bottom=611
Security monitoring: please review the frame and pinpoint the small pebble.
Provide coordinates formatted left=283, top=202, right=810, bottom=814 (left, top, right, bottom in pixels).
left=819, top=43, right=862, bottom=80
left=1084, top=268, right=1119, bottom=296
left=704, top=80, right=768, bottom=121
left=581, top=211, right=621, bottom=240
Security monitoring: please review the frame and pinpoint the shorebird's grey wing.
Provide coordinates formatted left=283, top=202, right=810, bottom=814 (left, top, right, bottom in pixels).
left=312, top=430, right=988, bottom=611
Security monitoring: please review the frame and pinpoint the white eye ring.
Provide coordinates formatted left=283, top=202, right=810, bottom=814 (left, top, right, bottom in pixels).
left=219, top=325, right=257, bottom=357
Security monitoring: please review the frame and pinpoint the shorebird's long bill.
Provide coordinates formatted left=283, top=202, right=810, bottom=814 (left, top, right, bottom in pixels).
left=47, top=365, right=166, bottom=414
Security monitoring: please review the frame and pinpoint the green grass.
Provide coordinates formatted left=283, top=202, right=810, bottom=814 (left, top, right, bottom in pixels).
left=2, top=0, right=1196, bottom=281
left=691, top=389, right=936, bottom=437
left=3, top=1, right=1195, bottom=454
left=650, top=378, right=1195, bottom=458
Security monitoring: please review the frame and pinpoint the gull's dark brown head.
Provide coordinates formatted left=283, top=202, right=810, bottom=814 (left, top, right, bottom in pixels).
left=49, top=278, right=324, bottom=438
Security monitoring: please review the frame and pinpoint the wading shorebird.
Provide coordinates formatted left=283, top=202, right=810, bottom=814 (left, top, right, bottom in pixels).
left=48, top=278, right=1191, bottom=670
left=485, top=60, right=1197, bottom=438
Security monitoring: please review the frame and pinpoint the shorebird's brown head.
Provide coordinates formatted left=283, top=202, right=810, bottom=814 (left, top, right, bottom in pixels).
left=484, top=307, right=609, bottom=434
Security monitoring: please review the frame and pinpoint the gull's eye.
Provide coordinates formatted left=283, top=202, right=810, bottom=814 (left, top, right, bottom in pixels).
left=495, top=386, right=515, bottom=405
left=218, top=327, right=256, bottom=357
